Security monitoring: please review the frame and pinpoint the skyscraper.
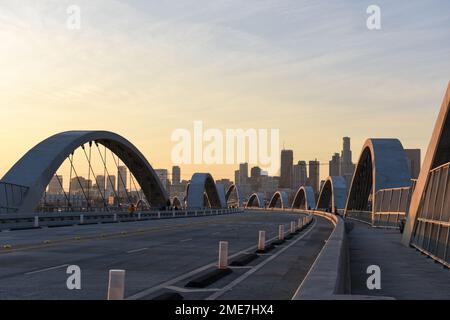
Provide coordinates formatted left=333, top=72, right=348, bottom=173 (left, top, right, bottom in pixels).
left=48, top=175, right=63, bottom=194
left=308, top=159, right=320, bottom=196
left=95, top=175, right=105, bottom=191
left=340, top=137, right=356, bottom=190
left=293, top=161, right=307, bottom=189
left=280, top=149, right=293, bottom=189
left=239, top=163, right=248, bottom=185
left=405, top=149, right=421, bottom=179
left=155, top=169, right=169, bottom=191
left=329, top=153, right=341, bottom=176
left=234, top=170, right=240, bottom=185
left=172, top=165, right=181, bottom=185
left=106, top=175, right=116, bottom=197
left=117, top=166, right=128, bottom=197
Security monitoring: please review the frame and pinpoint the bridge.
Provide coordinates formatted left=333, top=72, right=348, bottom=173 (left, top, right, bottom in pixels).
left=0, top=83, right=449, bottom=300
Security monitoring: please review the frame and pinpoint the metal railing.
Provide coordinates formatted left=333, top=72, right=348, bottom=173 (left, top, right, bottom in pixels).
left=411, top=161, right=450, bottom=267
left=0, top=182, right=29, bottom=213
left=0, top=208, right=243, bottom=231
left=373, top=186, right=412, bottom=228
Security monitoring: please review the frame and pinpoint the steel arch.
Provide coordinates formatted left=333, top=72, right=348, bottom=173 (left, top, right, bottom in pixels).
left=1, top=131, right=169, bottom=213
left=268, top=191, right=289, bottom=209
left=316, top=176, right=347, bottom=213
left=291, top=186, right=316, bottom=210
left=345, top=138, right=411, bottom=215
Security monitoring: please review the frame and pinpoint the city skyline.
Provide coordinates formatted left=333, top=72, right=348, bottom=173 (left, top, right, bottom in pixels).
left=1, top=1, right=449, bottom=182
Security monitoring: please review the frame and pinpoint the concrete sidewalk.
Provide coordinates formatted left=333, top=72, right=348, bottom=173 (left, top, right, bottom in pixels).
left=347, top=220, right=450, bottom=299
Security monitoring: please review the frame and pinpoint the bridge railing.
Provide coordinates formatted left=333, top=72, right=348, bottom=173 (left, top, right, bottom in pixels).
left=345, top=210, right=372, bottom=225
left=0, top=207, right=243, bottom=231
left=410, top=161, right=450, bottom=268
left=0, top=182, right=29, bottom=213
left=373, top=186, right=412, bottom=228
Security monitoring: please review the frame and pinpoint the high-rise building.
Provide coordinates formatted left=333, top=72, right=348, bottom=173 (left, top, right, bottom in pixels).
left=340, top=137, right=356, bottom=190
left=308, top=159, right=320, bottom=196
left=405, top=149, right=421, bottom=179
left=279, top=149, right=293, bottom=189
left=155, top=169, right=169, bottom=191
left=69, top=177, right=92, bottom=194
left=95, top=175, right=105, bottom=191
left=250, top=166, right=261, bottom=178
left=106, top=175, right=116, bottom=197
left=293, top=161, right=307, bottom=189
left=234, top=170, right=240, bottom=185
left=239, top=163, right=248, bottom=185
left=172, top=166, right=181, bottom=185
left=48, top=175, right=63, bottom=194
left=117, top=166, right=128, bottom=197
left=329, top=153, right=341, bottom=176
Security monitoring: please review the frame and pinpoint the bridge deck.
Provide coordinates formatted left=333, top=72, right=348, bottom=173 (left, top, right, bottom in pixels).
left=348, top=220, right=450, bottom=299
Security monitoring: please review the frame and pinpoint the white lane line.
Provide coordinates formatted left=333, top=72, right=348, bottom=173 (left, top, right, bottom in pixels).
left=229, top=266, right=253, bottom=269
left=180, top=238, right=192, bottom=242
left=126, top=248, right=148, bottom=254
left=205, top=219, right=317, bottom=300
left=25, top=264, right=69, bottom=275
left=126, top=233, right=282, bottom=300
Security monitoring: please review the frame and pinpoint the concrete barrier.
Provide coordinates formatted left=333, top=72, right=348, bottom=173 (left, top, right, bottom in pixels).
left=292, top=211, right=350, bottom=299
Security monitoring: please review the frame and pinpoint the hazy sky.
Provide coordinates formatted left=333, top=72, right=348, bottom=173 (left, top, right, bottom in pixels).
left=1, top=0, right=449, bottom=181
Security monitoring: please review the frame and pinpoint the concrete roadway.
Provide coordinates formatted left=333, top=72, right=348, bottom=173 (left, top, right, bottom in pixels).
left=0, top=211, right=333, bottom=300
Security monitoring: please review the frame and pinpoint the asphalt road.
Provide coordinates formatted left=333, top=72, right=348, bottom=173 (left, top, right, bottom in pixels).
left=0, top=211, right=333, bottom=300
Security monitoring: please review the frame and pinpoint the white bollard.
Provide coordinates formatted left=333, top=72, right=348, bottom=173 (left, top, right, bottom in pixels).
left=34, top=216, right=39, bottom=228
left=303, top=217, right=306, bottom=226
left=218, top=241, right=228, bottom=269
left=258, top=231, right=266, bottom=251
left=107, top=269, right=126, bottom=300
left=113, top=213, right=117, bottom=222
left=138, top=212, right=141, bottom=220
left=172, top=210, right=175, bottom=217
left=80, top=214, right=84, bottom=224
left=290, top=221, right=296, bottom=234
left=194, top=210, right=198, bottom=216
left=157, top=211, right=161, bottom=219
left=278, top=225, right=285, bottom=241
left=185, top=211, right=188, bottom=217
left=298, top=218, right=303, bottom=230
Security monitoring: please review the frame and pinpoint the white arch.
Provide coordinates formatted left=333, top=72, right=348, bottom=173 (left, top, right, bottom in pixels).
left=316, top=176, right=347, bottom=213
left=268, top=191, right=289, bottom=209
left=0, top=131, right=168, bottom=213
left=246, top=192, right=266, bottom=208
left=225, top=184, right=244, bottom=207
left=291, top=186, right=316, bottom=210
left=345, top=138, right=411, bottom=215
left=186, top=173, right=225, bottom=209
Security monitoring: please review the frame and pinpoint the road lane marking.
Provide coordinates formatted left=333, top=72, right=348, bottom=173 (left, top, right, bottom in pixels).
left=211, top=232, right=221, bottom=235
left=25, top=264, right=69, bottom=275
left=126, top=248, right=148, bottom=254
left=126, top=228, right=296, bottom=300
left=180, top=238, right=192, bottom=242
left=205, top=218, right=317, bottom=300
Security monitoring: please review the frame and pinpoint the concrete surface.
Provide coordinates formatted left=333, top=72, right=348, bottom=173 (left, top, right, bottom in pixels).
left=348, top=220, right=450, bottom=299
left=0, top=211, right=332, bottom=300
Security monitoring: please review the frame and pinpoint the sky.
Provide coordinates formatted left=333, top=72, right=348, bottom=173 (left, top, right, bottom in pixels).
left=0, top=0, right=449, bottom=182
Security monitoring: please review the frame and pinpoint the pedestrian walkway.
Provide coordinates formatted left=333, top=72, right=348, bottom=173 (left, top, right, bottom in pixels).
left=347, top=220, right=450, bottom=299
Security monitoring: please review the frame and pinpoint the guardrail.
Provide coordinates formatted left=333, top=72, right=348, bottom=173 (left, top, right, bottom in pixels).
left=0, top=208, right=243, bottom=231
